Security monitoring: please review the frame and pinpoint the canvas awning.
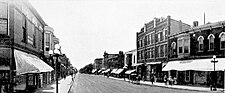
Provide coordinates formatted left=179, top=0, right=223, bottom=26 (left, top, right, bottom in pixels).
left=14, top=50, right=54, bottom=75
left=92, top=69, right=97, bottom=73
left=162, top=58, right=225, bottom=71
left=125, top=69, right=136, bottom=74
left=114, top=69, right=124, bottom=74
left=102, top=69, right=110, bottom=73
left=111, top=69, right=118, bottom=74
left=146, top=62, right=161, bottom=65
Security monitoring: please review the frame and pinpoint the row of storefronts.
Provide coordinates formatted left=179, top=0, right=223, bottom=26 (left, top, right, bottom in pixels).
left=135, top=17, right=225, bottom=88
left=0, top=0, right=73, bottom=92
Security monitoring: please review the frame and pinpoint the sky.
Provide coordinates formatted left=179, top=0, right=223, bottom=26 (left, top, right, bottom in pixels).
left=29, top=0, right=225, bottom=69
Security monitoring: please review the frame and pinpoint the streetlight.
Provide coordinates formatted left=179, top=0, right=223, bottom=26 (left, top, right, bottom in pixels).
left=211, top=55, right=218, bottom=91
left=49, top=44, right=61, bottom=93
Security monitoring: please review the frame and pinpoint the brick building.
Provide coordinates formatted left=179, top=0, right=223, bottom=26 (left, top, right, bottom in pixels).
left=164, top=20, right=225, bottom=88
left=103, top=51, right=124, bottom=69
left=136, top=16, right=190, bottom=81
left=93, top=58, right=103, bottom=70
left=0, top=0, right=54, bottom=92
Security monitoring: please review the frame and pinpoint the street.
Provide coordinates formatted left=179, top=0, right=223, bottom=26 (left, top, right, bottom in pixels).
left=68, top=74, right=221, bottom=93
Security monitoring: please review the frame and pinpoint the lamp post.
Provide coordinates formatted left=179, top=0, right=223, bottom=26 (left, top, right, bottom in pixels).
left=211, top=55, right=218, bottom=91
left=49, top=44, right=61, bottom=93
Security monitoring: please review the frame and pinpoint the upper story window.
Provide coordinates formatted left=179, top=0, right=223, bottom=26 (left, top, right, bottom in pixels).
left=171, top=42, right=176, bottom=55
left=183, top=39, right=189, bottom=53
left=178, top=39, right=183, bottom=53
left=160, top=45, right=164, bottom=57
left=197, top=36, right=204, bottom=52
left=160, top=31, right=163, bottom=41
left=151, top=33, right=154, bottom=44
left=219, top=32, right=225, bottom=49
left=155, top=33, right=158, bottom=43
left=0, top=2, right=8, bottom=35
left=22, top=15, right=27, bottom=43
left=207, top=34, right=215, bottom=51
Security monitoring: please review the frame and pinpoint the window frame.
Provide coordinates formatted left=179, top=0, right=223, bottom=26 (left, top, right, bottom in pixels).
left=0, top=2, right=8, bottom=35
left=178, top=39, right=183, bottom=54
left=219, top=32, right=225, bottom=50
left=171, top=42, right=176, bottom=55
left=207, top=34, right=215, bottom=51
left=197, top=36, right=204, bottom=52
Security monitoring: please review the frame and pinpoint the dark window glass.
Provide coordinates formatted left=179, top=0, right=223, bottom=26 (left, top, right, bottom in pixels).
left=221, top=41, right=225, bottom=49
left=184, top=46, right=189, bottom=53
left=22, top=15, right=27, bottom=43
left=179, top=47, right=182, bottom=53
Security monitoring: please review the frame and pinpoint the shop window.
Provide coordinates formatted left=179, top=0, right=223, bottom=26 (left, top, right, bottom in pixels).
left=207, top=34, right=215, bottom=51
left=219, top=32, right=225, bottom=49
left=197, top=36, right=204, bottom=52
left=185, top=70, right=190, bottom=82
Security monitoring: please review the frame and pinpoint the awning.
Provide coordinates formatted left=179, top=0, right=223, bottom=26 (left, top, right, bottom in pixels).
left=92, top=69, right=97, bottom=73
left=136, top=63, right=144, bottom=66
left=162, top=58, right=225, bottom=71
left=111, top=69, right=118, bottom=74
left=114, top=69, right=124, bottom=74
left=102, top=69, right=110, bottom=73
left=14, top=50, right=54, bottom=75
left=146, top=62, right=161, bottom=65
left=125, top=69, right=136, bottom=74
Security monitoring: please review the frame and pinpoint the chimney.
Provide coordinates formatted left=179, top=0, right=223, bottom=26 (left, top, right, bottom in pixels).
left=193, top=21, right=199, bottom=27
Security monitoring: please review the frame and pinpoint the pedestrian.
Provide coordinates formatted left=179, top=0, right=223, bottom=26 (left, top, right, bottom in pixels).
left=150, top=74, right=154, bottom=85
left=164, top=75, right=168, bottom=85
left=168, top=76, right=173, bottom=85
left=70, top=70, right=74, bottom=81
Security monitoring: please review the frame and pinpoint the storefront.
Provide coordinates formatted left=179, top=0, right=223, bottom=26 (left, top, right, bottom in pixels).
left=162, top=58, right=225, bottom=87
left=14, top=49, right=54, bottom=90
left=146, top=62, right=162, bottom=82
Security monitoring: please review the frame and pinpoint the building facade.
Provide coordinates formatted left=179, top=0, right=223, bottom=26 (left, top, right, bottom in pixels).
left=103, top=51, right=124, bottom=69
left=136, top=16, right=190, bottom=81
left=93, top=58, right=103, bottom=70
left=0, top=0, right=55, bottom=92
left=124, top=49, right=137, bottom=70
left=164, top=20, right=225, bottom=88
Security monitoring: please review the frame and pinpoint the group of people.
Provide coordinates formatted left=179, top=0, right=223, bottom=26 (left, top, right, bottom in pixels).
left=164, top=75, right=176, bottom=85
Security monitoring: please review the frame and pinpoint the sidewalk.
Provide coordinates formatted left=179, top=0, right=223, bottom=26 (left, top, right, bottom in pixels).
left=108, top=76, right=224, bottom=92
left=35, top=76, right=74, bottom=93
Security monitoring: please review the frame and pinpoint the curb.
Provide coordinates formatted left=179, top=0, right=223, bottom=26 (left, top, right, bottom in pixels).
left=67, top=78, right=75, bottom=93
left=109, top=77, right=223, bottom=92
left=140, top=83, right=210, bottom=92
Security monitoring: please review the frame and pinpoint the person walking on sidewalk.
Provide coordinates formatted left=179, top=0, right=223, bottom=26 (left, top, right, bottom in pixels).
left=70, top=69, right=74, bottom=81
left=150, top=74, right=154, bottom=85
left=164, top=75, right=168, bottom=85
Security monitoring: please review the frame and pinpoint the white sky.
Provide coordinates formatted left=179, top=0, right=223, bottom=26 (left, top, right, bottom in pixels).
left=29, top=0, right=225, bottom=69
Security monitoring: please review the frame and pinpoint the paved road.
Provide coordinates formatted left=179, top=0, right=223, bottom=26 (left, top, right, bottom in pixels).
left=69, top=74, right=222, bottom=93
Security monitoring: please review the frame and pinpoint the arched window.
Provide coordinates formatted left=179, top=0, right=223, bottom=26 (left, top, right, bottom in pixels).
left=219, top=32, right=225, bottom=49
left=171, top=42, right=176, bottom=55
left=197, top=36, right=204, bottom=51
left=207, top=34, right=215, bottom=50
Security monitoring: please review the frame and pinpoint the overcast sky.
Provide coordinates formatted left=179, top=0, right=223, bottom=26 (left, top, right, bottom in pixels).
left=30, top=0, right=225, bottom=69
